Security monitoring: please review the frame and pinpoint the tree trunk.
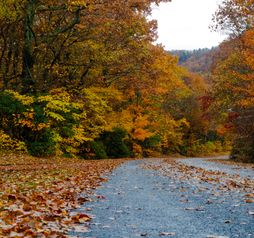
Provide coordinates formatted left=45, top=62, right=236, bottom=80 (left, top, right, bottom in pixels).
left=21, top=0, right=36, bottom=94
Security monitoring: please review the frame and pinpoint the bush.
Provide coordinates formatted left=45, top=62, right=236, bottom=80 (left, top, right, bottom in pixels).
left=141, top=135, right=161, bottom=157
left=132, top=143, right=143, bottom=158
left=185, top=140, right=227, bottom=156
left=91, top=141, right=108, bottom=159
left=0, top=90, right=88, bottom=157
left=99, top=128, right=130, bottom=158
left=27, top=130, right=57, bottom=157
left=28, top=142, right=55, bottom=157
left=231, top=137, right=254, bottom=162
left=0, top=91, right=28, bottom=117
left=0, top=131, right=27, bottom=153
left=205, top=141, right=217, bottom=153
left=0, top=91, right=32, bottom=143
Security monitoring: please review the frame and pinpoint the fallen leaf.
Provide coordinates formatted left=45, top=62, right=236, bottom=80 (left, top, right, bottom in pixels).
left=245, top=193, right=254, bottom=198
left=140, top=233, right=148, bottom=236
left=245, top=199, right=254, bottom=203
left=71, top=225, right=89, bottom=233
left=159, top=232, right=176, bottom=236
left=71, top=213, right=91, bottom=223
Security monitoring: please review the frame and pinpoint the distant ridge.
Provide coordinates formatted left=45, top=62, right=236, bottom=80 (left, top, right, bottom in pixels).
left=170, top=48, right=218, bottom=75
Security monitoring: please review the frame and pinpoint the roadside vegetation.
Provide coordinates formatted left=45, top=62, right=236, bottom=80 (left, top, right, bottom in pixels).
left=0, top=0, right=232, bottom=160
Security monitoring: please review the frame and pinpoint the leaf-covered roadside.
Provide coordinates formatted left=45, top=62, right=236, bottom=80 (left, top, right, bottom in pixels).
left=0, top=155, right=125, bottom=237
left=143, top=158, right=254, bottom=202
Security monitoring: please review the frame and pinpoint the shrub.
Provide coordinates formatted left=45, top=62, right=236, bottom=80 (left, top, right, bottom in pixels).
left=0, top=90, right=85, bottom=157
left=231, top=137, right=254, bottom=162
left=0, top=91, right=33, bottom=141
left=185, top=140, right=227, bottom=156
left=141, top=135, right=161, bottom=157
left=91, top=141, right=108, bottom=159
left=99, top=128, right=130, bottom=158
left=27, top=129, right=57, bottom=157
left=132, top=143, right=143, bottom=158
left=0, top=131, right=27, bottom=153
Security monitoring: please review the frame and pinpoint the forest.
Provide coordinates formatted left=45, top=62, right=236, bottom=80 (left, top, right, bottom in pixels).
left=0, top=0, right=253, bottom=163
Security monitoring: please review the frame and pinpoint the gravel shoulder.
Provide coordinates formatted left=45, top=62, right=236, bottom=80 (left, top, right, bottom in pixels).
left=69, top=158, right=254, bottom=238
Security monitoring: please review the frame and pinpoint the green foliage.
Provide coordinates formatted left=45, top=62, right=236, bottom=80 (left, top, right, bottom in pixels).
left=0, top=91, right=26, bottom=115
left=141, top=135, right=161, bottom=157
left=36, top=90, right=86, bottom=157
left=90, top=141, right=108, bottom=160
left=231, top=137, right=254, bottom=163
left=142, top=135, right=161, bottom=150
left=0, top=91, right=31, bottom=138
left=27, top=130, right=57, bottom=157
left=99, top=128, right=131, bottom=158
left=185, top=141, right=227, bottom=157
left=0, top=89, right=122, bottom=157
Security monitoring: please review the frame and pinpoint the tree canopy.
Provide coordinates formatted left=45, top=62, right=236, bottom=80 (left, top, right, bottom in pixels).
left=0, top=0, right=231, bottom=158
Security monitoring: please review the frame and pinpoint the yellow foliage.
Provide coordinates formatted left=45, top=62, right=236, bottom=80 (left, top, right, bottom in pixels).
left=0, top=131, right=27, bottom=152
left=0, top=0, right=22, bottom=21
left=6, top=90, right=34, bottom=106
left=80, top=87, right=122, bottom=141
left=155, top=115, right=189, bottom=151
left=132, top=143, right=143, bottom=157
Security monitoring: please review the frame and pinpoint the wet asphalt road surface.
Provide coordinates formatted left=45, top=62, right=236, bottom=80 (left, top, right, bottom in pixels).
left=69, top=158, right=254, bottom=238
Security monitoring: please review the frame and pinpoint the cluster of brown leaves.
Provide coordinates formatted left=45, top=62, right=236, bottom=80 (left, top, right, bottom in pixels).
left=144, top=158, right=254, bottom=201
left=0, top=154, right=124, bottom=237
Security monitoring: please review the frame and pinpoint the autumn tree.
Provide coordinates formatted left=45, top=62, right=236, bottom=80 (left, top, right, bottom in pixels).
left=0, top=0, right=172, bottom=93
left=0, top=0, right=224, bottom=158
left=212, top=0, right=254, bottom=162
left=213, top=0, right=254, bottom=36
left=1, top=0, right=187, bottom=157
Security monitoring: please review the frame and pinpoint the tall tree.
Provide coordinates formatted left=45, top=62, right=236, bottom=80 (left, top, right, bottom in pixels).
left=212, top=0, right=254, bottom=162
left=0, top=0, right=171, bottom=93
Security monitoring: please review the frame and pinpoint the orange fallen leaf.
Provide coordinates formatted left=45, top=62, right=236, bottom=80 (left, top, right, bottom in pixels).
left=245, top=199, right=254, bottom=203
left=71, top=213, right=91, bottom=223
left=245, top=193, right=254, bottom=198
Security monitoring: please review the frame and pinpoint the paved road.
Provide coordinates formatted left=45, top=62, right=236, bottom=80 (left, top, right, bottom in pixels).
left=69, top=159, right=254, bottom=238
left=179, top=156, right=254, bottom=180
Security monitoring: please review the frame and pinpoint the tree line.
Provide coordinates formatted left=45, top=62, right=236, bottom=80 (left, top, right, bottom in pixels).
left=0, top=0, right=246, bottom=160
left=209, top=0, right=254, bottom=162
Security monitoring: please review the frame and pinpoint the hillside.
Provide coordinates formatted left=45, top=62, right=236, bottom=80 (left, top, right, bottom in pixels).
left=170, top=48, right=217, bottom=76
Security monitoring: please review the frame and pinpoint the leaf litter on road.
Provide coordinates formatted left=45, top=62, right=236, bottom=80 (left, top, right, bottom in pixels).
left=142, top=158, right=254, bottom=202
left=0, top=154, right=125, bottom=237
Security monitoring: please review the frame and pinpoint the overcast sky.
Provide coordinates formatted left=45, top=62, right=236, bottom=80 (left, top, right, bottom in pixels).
left=151, top=0, right=227, bottom=50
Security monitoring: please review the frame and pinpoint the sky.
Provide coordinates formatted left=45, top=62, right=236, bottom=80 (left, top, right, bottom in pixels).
left=151, top=0, right=227, bottom=50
